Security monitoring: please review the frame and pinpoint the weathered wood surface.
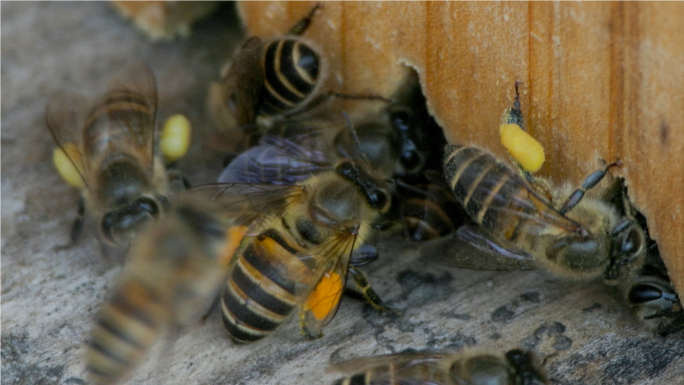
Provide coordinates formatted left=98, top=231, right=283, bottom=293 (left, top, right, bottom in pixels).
left=238, top=1, right=684, bottom=300
left=2, top=3, right=683, bottom=385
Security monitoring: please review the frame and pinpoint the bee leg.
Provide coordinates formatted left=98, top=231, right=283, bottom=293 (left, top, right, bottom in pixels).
left=200, top=294, right=221, bottom=324
left=167, top=170, right=192, bottom=190
left=348, top=267, right=401, bottom=315
left=559, top=162, right=622, bottom=214
left=287, top=2, right=322, bottom=36
left=54, top=197, right=85, bottom=251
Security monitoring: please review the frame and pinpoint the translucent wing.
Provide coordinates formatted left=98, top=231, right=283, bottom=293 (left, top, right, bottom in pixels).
left=420, top=224, right=538, bottom=271
left=45, top=91, right=90, bottom=185
left=188, top=183, right=305, bottom=230
left=217, top=131, right=332, bottom=185
left=330, top=353, right=451, bottom=385
left=298, top=231, right=359, bottom=338
left=218, top=114, right=367, bottom=185
left=82, top=64, right=158, bottom=173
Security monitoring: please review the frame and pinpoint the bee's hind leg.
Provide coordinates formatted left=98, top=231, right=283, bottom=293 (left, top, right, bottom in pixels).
left=348, top=266, right=400, bottom=315
left=54, top=197, right=85, bottom=251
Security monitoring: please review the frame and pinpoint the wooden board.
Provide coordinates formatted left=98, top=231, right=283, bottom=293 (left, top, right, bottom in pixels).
left=238, top=1, right=684, bottom=299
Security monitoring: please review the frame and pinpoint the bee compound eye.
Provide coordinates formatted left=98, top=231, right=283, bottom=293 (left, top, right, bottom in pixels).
left=370, top=188, right=389, bottom=211
left=622, top=227, right=644, bottom=256
left=390, top=109, right=411, bottom=132
left=400, top=148, right=424, bottom=173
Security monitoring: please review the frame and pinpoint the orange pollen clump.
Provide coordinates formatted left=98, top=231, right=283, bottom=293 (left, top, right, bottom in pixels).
left=306, top=272, right=343, bottom=320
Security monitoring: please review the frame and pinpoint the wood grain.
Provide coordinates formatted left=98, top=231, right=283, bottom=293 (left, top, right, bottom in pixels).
left=238, top=1, right=684, bottom=299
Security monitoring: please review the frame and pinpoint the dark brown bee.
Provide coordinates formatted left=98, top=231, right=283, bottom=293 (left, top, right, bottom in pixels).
left=208, top=3, right=386, bottom=152
left=605, top=179, right=684, bottom=336
left=431, top=141, right=645, bottom=280
left=331, top=348, right=548, bottom=385
left=46, top=65, right=176, bottom=255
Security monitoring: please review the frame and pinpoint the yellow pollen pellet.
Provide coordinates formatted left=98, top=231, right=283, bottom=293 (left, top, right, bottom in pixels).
left=306, top=272, right=343, bottom=320
left=160, top=114, right=191, bottom=162
left=500, top=123, right=545, bottom=173
left=53, top=143, right=85, bottom=188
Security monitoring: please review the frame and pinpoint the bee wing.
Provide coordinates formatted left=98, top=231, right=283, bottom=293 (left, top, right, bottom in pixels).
left=297, top=232, right=359, bottom=338
left=218, top=131, right=333, bottom=185
left=420, top=224, right=538, bottom=271
left=188, top=183, right=305, bottom=230
left=330, top=353, right=451, bottom=384
left=92, top=64, right=158, bottom=171
left=45, top=91, right=91, bottom=185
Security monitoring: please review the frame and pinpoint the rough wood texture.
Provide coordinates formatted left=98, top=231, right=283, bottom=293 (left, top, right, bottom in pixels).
left=238, top=1, right=684, bottom=299
left=2, top=3, right=683, bottom=385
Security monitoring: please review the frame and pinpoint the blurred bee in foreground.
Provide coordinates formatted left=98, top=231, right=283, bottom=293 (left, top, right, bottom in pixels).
left=604, top=179, right=684, bottom=336
left=46, top=65, right=188, bottom=256
left=207, top=3, right=387, bottom=152
left=87, top=194, right=245, bottom=385
left=423, top=84, right=646, bottom=285
left=331, top=348, right=548, bottom=385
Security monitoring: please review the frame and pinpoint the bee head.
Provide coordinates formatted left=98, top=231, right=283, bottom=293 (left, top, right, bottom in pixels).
left=335, top=161, right=390, bottom=213
left=101, top=196, right=162, bottom=245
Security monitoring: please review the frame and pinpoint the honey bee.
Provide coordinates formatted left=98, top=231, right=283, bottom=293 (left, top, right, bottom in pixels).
left=331, top=348, right=548, bottom=385
left=207, top=3, right=387, bottom=152
left=46, top=65, right=183, bottom=254
left=210, top=118, right=396, bottom=344
left=215, top=155, right=393, bottom=342
left=86, top=193, right=247, bottom=385
left=422, top=102, right=646, bottom=282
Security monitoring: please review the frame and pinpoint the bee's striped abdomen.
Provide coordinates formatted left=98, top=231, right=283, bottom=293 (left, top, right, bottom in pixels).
left=444, top=144, right=564, bottom=244
left=260, top=38, right=320, bottom=116
left=87, top=280, right=166, bottom=385
left=221, top=229, right=303, bottom=343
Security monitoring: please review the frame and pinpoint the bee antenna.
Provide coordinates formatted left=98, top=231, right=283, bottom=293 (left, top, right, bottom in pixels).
left=390, top=179, right=430, bottom=197
left=341, top=111, right=371, bottom=165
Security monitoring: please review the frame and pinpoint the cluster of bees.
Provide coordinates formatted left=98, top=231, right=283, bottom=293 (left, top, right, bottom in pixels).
left=46, top=5, right=683, bottom=385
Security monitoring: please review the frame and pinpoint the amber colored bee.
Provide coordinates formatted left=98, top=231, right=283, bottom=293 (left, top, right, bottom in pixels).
left=207, top=3, right=387, bottom=152
left=46, top=65, right=187, bottom=255
left=423, top=85, right=646, bottom=282
left=86, top=193, right=246, bottom=385
left=331, top=348, right=548, bottom=385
